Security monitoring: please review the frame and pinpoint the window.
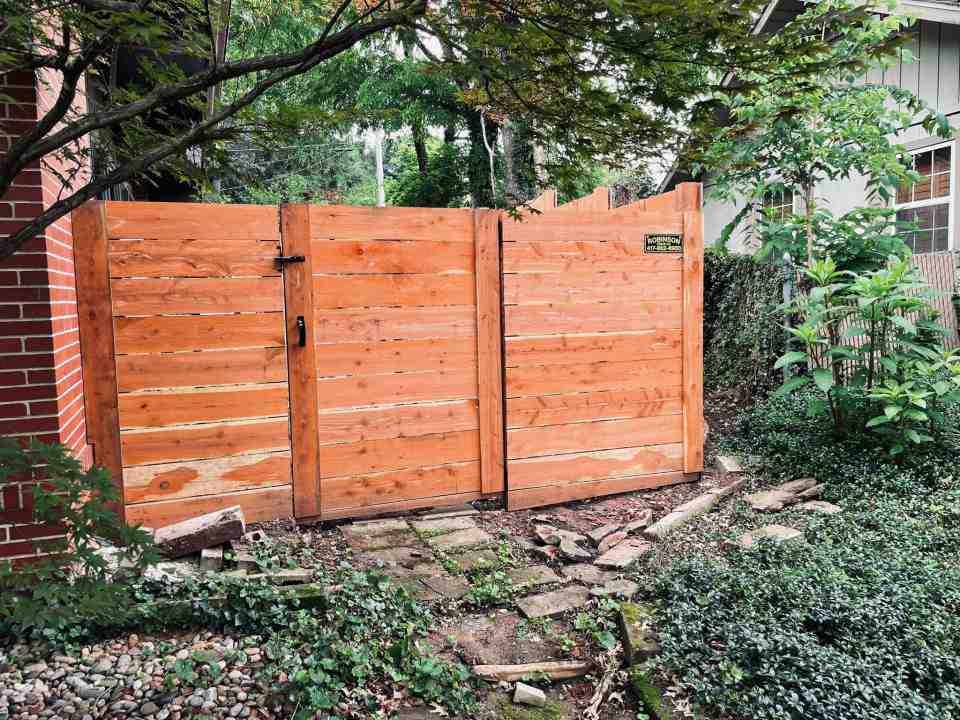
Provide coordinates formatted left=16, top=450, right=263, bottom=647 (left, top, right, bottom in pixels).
left=895, top=142, right=953, bottom=253
left=761, top=188, right=795, bottom=222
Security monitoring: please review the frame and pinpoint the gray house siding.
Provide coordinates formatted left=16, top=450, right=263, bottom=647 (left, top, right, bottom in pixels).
left=701, top=14, right=960, bottom=254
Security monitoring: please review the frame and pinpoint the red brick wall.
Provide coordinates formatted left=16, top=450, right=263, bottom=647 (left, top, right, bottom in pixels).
left=1, top=68, right=91, bottom=563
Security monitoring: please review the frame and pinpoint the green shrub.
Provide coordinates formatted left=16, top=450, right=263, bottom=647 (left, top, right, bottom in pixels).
left=0, top=439, right=158, bottom=643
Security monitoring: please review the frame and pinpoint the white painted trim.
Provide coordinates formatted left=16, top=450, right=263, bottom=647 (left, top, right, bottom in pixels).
left=893, top=139, right=956, bottom=252
left=880, top=2, right=960, bottom=26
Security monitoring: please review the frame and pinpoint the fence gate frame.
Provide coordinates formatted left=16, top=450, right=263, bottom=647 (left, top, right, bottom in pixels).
left=74, top=190, right=701, bottom=527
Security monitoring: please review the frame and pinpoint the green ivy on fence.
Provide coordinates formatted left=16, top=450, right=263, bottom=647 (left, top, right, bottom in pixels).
left=703, top=252, right=785, bottom=400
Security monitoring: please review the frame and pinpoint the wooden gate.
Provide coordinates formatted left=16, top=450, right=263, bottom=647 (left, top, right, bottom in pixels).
left=501, top=189, right=704, bottom=509
left=74, top=191, right=701, bottom=526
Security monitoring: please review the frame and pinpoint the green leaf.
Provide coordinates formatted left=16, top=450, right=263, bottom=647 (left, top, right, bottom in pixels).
left=890, top=315, right=917, bottom=334
left=866, top=415, right=892, bottom=427
left=774, top=351, right=809, bottom=370
left=773, top=376, right=811, bottom=397
left=813, top=369, right=835, bottom=392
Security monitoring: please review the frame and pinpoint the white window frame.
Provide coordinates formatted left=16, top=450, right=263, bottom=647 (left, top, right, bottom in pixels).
left=893, top=139, right=955, bottom=254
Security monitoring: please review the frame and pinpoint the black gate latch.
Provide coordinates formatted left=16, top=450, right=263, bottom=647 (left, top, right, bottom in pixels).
left=275, top=255, right=305, bottom=267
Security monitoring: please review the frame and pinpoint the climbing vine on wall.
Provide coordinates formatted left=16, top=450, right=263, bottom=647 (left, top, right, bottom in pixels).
left=703, top=252, right=785, bottom=401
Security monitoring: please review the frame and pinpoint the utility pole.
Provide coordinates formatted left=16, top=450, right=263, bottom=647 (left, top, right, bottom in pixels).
left=374, top=130, right=386, bottom=208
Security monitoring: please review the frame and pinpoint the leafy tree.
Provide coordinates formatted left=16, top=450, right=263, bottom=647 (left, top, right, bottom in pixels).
left=1, top=0, right=909, bottom=256
left=387, top=137, right=468, bottom=207
left=700, top=0, right=952, bottom=263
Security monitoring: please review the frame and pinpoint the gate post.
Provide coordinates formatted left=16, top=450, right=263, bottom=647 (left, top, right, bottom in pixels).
left=679, top=184, right=705, bottom=476
left=73, top=200, right=125, bottom=520
left=474, top=210, right=505, bottom=496
left=280, top=204, right=321, bottom=518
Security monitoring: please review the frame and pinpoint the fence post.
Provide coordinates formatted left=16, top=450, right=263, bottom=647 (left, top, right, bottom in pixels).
left=73, top=200, right=125, bottom=520
left=679, top=185, right=705, bottom=476
left=280, top=204, right=321, bottom=519
left=474, top=209, right=505, bottom=495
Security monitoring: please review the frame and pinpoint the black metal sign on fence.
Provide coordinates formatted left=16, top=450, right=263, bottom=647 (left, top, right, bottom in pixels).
left=644, top=233, right=683, bottom=253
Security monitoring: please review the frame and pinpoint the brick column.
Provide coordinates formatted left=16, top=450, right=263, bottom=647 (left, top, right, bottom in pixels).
left=0, top=69, right=91, bottom=563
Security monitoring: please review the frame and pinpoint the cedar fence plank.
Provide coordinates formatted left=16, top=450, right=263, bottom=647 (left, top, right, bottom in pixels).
left=314, top=337, right=477, bottom=375
left=505, top=359, right=682, bottom=398
left=111, top=277, right=282, bottom=316
left=121, top=419, right=290, bottom=466
left=108, top=238, right=278, bottom=278
left=316, top=400, right=479, bottom=446
left=506, top=471, right=687, bottom=511
left=506, top=415, right=683, bottom=459
left=319, top=430, right=480, bottom=478
left=506, top=389, right=682, bottom=428
left=505, top=331, right=682, bottom=367
left=316, top=368, right=478, bottom=409
left=504, top=271, right=682, bottom=304
left=115, top=313, right=284, bottom=354
left=507, top=443, right=684, bottom=489
left=125, top=485, right=293, bottom=528
left=315, top=306, right=477, bottom=343
left=321, top=461, right=482, bottom=511
left=309, top=239, right=474, bottom=274
left=503, top=242, right=683, bottom=273
left=105, top=201, right=280, bottom=241
left=312, top=274, right=475, bottom=309
left=115, top=347, right=287, bottom=392
left=681, top=210, right=705, bottom=473
left=118, top=385, right=289, bottom=429
left=309, top=205, right=474, bottom=242
left=505, top=301, right=682, bottom=335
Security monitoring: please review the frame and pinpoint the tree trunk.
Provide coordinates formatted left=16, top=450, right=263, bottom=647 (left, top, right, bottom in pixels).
left=466, top=109, right=499, bottom=207
left=412, top=124, right=429, bottom=174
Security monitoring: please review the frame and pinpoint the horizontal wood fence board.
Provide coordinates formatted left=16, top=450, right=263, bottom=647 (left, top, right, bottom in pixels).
left=309, top=240, right=474, bottom=274
left=505, top=331, right=682, bottom=367
left=115, top=313, right=285, bottom=354
left=118, top=384, right=289, bottom=430
left=123, top=450, right=292, bottom=504
left=121, top=419, right=290, bottom=466
left=504, top=271, right=682, bottom=304
left=315, top=306, right=477, bottom=343
left=504, top=211, right=682, bottom=242
left=125, top=485, right=293, bottom=528
left=505, top=359, right=682, bottom=398
left=105, top=201, right=281, bottom=241
left=313, top=274, right=475, bottom=309
left=316, top=491, right=483, bottom=522
left=507, top=389, right=683, bottom=428
left=314, top=337, right=477, bottom=375
left=506, top=471, right=687, bottom=511
left=109, top=238, right=279, bottom=278
left=319, top=430, right=480, bottom=478
left=316, top=400, right=480, bottom=446
left=316, top=368, right=478, bottom=409
left=508, top=444, right=684, bottom=489
left=503, top=242, right=683, bottom=273
left=309, top=205, right=474, bottom=242
left=507, top=415, right=683, bottom=459
left=505, top=301, right=681, bottom=335
left=116, top=348, right=287, bottom=393
left=111, top=277, right=283, bottom=316
left=321, top=461, right=482, bottom=511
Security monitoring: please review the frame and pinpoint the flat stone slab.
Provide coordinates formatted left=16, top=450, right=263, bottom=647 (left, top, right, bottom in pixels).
left=411, top=516, right=477, bottom=534
left=421, top=575, right=470, bottom=600
left=360, top=546, right=430, bottom=568
left=595, top=539, right=651, bottom=569
left=591, top=579, right=639, bottom=598
left=341, top=519, right=417, bottom=550
left=624, top=510, right=653, bottom=533
left=507, top=565, right=564, bottom=589
left=798, top=500, right=842, bottom=514
left=392, top=576, right=441, bottom=602
left=430, top=527, right=494, bottom=551
left=644, top=492, right=721, bottom=539
left=619, top=602, right=658, bottom=665
left=587, top=523, right=621, bottom=546
left=715, top=454, right=744, bottom=479
left=516, top=586, right=592, bottom=619
left=744, top=478, right=819, bottom=512
left=561, top=564, right=617, bottom=586
left=420, top=503, right=479, bottom=519
left=735, top=524, right=803, bottom=549
left=450, top=548, right=501, bottom=572
left=439, top=612, right=566, bottom=666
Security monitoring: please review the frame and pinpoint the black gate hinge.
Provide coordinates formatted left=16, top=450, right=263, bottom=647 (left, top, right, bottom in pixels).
left=275, top=255, right=305, bottom=268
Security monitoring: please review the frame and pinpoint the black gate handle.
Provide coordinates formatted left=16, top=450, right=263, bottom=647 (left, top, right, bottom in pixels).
left=296, top=316, right=306, bottom=347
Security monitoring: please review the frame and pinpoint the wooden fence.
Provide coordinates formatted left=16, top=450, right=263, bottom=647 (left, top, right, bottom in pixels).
left=73, top=187, right=704, bottom=527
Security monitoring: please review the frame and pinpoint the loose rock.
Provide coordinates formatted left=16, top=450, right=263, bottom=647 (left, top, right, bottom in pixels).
left=513, top=682, right=547, bottom=707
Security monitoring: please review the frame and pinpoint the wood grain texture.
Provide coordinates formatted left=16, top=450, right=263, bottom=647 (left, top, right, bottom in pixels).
left=319, top=430, right=479, bottom=478
left=474, top=210, right=505, bottom=494
left=111, top=277, right=282, bottom=316
left=116, top=348, right=287, bottom=392
left=314, top=337, right=476, bottom=375
left=505, top=331, right=682, bottom=367
left=507, top=415, right=683, bottom=459
left=313, top=274, right=474, bottom=309
left=505, top=359, right=682, bottom=398
left=125, top=485, right=293, bottom=528
left=281, top=204, right=322, bottom=518
left=506, top=388, right=682, bottom=428
left=115, top=313, right=284, bottom=354
left=508, top=444, right=684, bottom=489
left=556, top=186, right=609, bottom=212
left=105, top=201, right=280, bottom=241
left=73, top=201, right=125, bottom=519
left=682, top=209, right=705, bottom=473
left=317, top=368, right=478, bottom=409
left=505, top=301, right=681, bottom=335
left=118, top=385, right=289, bottom=429
left=316, top=491, right=482, bottom=521
left=309, top=205, right=474, bottom=242
left=315, top=306, right=477, bottom=343
left=506, top=471, right=688, bottom=511
left=504, top=271, right=682, bottom=305
left=309, top=240, right=474, bottom=274
left=316, top=400, right=479, bottom=445
left=503, top=242, right=683, bottom=273
left=322, top=461, right=481, bottom=511
left=109, top=238, right=278, bottom=278
left=124, top=451, right=292, bottom=504
left=121, top=419, right=289, bottom=465
left=503, top=210, right=682, bottom=243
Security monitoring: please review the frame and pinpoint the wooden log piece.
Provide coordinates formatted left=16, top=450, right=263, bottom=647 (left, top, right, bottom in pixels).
left=153, top=506, right=246, bottom=558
